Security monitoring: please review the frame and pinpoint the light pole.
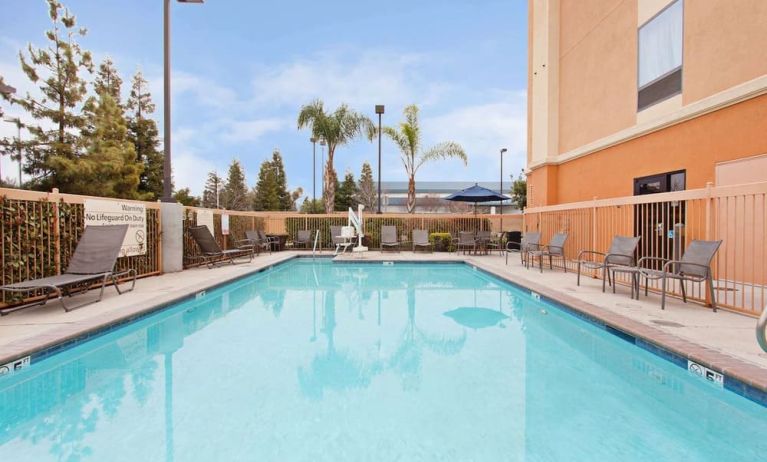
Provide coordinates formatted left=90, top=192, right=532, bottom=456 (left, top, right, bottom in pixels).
left=310, top=137, right=317, bottom=213
left=162, top=0, right=204, bottom=202
left=500, top=148, right=508, bottom=233
left=375, top=105, right=384, bottom=214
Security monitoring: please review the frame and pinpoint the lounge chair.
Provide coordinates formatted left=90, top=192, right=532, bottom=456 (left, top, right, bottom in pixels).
left=506, top=232, right=541, bottom=265
left=381, top=225, right=401, bottom=252
left=412, top=230, right=433, bottom=252
left=457, top=231, right=476, bottom=255
left=576, top=235, right=641, bottom=292
left=637, top=240, right=722, bottom=311
left=190, top=225, right=253, bottom=268
left=526, top=232, right=568, bottom=273
left=0, top=225, right=136, bottom=315
left=293, top=230, right=313, bottom=249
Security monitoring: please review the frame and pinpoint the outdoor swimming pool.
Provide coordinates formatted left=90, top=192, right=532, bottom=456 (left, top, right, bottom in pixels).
left=1, top=259, right=765, bottom=461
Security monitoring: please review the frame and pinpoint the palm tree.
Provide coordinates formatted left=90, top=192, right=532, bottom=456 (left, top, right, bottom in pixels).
left=383, top=104, right=467, bottom=213
left=297, top=100, right=374, bottom=213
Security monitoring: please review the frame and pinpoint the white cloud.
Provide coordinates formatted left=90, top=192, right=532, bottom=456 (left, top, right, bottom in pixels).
left=419, top=92, right=527, bottom=181
left=250, top=49, right=451, bottom=109
left=221, top=117, right=288, bottom=143
left=171, top=71, right=238, bottom=110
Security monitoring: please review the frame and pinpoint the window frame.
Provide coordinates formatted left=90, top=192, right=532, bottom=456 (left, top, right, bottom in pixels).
left=637, top=0, right=684, bottom=111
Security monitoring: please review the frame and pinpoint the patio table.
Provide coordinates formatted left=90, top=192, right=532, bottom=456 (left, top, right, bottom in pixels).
left=608, top=265, right=641, bottom=300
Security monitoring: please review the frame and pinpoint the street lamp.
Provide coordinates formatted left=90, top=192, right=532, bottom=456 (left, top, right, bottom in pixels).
left=162, top=0, right=204, bottom=202
left=500, top=148, right=508, bottom=232
left=375, top=104, right=384, bottom=214
left=310, top=137, right=317, bottom=213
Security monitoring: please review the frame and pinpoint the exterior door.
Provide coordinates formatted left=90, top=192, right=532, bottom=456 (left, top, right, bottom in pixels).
left=633, top=171, right=686, bottom=266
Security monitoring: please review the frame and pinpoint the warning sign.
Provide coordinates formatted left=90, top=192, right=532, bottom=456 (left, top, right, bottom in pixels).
left=84, top=199, right=147, bottom=256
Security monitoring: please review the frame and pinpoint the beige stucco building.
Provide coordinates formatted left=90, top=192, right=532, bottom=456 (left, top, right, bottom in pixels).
left=527, top=0, right=767, bottom=207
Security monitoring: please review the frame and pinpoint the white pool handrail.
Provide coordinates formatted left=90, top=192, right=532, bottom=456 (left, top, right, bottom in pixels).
left=312, top=230, right=320, bottom=258
left=757, top=305, right=767, bottom=353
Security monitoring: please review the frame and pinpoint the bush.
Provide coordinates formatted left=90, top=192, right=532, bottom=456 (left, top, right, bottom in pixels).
left=429, top=232, right=454, bottom=252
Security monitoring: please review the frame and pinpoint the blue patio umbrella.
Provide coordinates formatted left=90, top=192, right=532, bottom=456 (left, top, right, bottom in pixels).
left=444, top=183, right=510, bottom=214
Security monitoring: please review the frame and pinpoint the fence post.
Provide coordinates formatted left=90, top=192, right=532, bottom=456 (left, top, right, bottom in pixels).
left=592, top=196, right=598, bottom=252
left=49, top=188, right=61, bottom=275
left=704, top=182, right=714, bottom=305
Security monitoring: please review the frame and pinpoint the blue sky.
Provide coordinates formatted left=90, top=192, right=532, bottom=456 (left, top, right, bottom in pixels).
left=0, top=0, right=528, bottom=197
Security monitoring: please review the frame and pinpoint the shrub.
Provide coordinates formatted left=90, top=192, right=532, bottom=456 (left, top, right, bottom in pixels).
left=429, top=232, right=454, bottom=252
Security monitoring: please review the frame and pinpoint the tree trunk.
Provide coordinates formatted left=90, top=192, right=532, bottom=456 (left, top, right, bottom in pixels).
left=323, top=158, right=336, bottom=213
left=407, top=175, right=416, bottom=213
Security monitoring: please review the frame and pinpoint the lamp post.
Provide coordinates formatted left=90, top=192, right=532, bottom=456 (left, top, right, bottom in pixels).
left=375, top=105, right=384, bottom=214
left=162, top=0, right=204, bottom=202
left=500, top=148, right=508, bottom=232
left=310, top=137, right=317, bottom=213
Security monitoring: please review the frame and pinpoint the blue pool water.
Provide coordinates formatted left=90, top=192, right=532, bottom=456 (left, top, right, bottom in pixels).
left=1, top=259, right=765, bottom=461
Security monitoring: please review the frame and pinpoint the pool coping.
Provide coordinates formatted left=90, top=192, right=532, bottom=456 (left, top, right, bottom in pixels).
left=2, top=253, right=766, bottom=407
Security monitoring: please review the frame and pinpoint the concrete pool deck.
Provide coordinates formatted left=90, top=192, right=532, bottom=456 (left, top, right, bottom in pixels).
left=2, top=250, right=766, bottom=393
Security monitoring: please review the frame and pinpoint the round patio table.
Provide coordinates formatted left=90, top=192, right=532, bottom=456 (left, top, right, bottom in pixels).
left=266, top=233, right=289, bottom=251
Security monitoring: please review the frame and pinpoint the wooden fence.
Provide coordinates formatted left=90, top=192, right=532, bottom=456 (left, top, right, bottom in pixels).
left=523, top=181, right=767, bottom=317
left=0, top=188, right=162, bottom=305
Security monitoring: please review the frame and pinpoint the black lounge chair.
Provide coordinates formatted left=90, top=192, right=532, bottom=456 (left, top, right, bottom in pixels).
left=576, top=236, right=641, bottom=292
left=380, top=226, right=401, bottom=252
left=0, top=224, right=136, bottom=315
left=527, top=232, right=568, bottom=273
left=638, top=239, right=722, bottom=311
left=412, top=230, right=432, bottom=253
left=190, top=225, right=253, bottom=268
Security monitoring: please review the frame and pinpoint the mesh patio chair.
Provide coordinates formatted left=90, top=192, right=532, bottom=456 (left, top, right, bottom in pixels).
left=0, top=225, right=136, bottom=315
left=294, top=230, right=312, bottom=249
left=526, top=232, right=568, bottom=273
left=381, top=226, right=401, bottom=252
left=257, top=230, right=280, bottom=252
left=236, top=230, right=270, bottom=255
left=457, top=231, right=476, bottom=255
left=412, top=230, right=433, bottom=253
left=637, top=239, right=722, bottom=311
left=576, top=236, right=641, bottom=292
left=190, top=225, right=253, bottom=268
left=506, top=232, right=540, bottom=265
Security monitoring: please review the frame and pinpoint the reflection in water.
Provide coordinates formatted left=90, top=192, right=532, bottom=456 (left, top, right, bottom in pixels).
left=443, top=307, right=509, bottom=330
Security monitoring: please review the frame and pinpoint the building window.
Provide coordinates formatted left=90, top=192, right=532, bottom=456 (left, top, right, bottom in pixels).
left=638, top=0, right=683, bottom=110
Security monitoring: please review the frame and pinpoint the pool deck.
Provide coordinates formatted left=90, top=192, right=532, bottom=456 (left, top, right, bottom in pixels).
left=2, top=250, right=767, bottom=393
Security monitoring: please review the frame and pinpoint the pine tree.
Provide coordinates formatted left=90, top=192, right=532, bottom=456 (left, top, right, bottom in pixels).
left=252, top=161, right=281, bottom=211
left=355, top=161, right=377, bottom=210
left=173, top=188, right=200, bottom=206
left=16, top=0, right=93, bottom=191
left=335, top=172, right=358, bottom=211
left=51, top=93, right=142, bottom=198
left=270, top=149, right=292, bottom=211
left=94, top=57, right=122, bottom=103
left=202, top=171, right=223, bottom=208
left=221, top=159, right=248, bottom=210
left=126, top=71, right=163, bottom=199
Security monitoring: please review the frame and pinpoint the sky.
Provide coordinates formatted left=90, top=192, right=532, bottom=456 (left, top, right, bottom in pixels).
left=0, top=0, right=528, bottom=198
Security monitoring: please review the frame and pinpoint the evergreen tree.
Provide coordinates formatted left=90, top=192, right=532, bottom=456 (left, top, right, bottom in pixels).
left=173, top=188, right=200, bottom=206
left=94, top=57, right=122, bottom=103
left=355, top=161, right=377, bottom=210
left=221, top=159, right=248, bottom=210
left=16, top=0, right=93, bottom=191
left=252, top=161, right=281, bottom=211
left=51, top=93, right=142, bottom=198
left=299, top=198, right=323, bottom=213
left=335, top=172, right=357, bottom=211
left=126, top=71, right=163, bottom=199
left=201, top=171, right=223, bottom=208
left=270, top=149, right=292, bottom=211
